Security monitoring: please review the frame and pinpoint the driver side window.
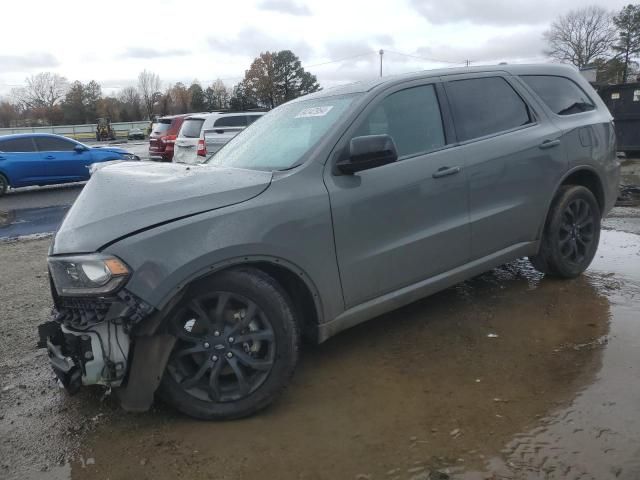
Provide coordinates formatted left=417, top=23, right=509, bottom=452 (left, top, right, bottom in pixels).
left=354, top=84, right=446, bottom=158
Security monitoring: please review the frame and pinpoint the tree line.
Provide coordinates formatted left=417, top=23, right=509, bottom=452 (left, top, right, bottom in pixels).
left=0, top=49, right=319, bottom=128
left=545, top=4, right=640, bottom=84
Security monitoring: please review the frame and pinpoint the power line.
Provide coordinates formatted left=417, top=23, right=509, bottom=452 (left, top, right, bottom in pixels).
left=383, top=49, right=460, bottom=65
left=303, top=51, right=377, bottom=69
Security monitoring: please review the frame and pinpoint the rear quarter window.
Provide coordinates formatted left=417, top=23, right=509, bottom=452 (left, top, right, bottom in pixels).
left=520, top=75, right=595, bottom=116
left=180, top=118, right=205, bottom=138
left=214, top=116, right=247, bottom=127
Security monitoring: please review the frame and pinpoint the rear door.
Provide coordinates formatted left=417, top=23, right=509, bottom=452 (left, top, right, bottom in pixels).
left=34, top=136, right=94, bottom=181
left=174, top=117, right=205, bottom=163
left=0, top=136, right=43, bottom=187
left=443, top=74, right=565, bottom=260
left=325, top=80, right=471, bottom=308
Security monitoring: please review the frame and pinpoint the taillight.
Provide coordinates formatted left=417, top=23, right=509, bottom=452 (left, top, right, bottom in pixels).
left=162, top=134, right=176, bottom=145
left=197, top=138, right=207, bottom=157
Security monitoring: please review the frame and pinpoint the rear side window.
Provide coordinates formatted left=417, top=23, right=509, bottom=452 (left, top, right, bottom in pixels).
left=521, top=75, right=595, bottom=116
left=246, top=115, right=262, bottom=125
left=214, top=116, right=247, bottom=127
left=446, top=77, right=531, bottom=142
left=34, top=136, right=76, bottom=151
left=354, top=84, right=445, bottom=158
left=0, top=137, right=36, bottom=152
left=180, top=118, right=205, bottom=138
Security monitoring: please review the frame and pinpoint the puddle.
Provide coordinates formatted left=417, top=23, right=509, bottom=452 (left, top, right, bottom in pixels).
left=0, top=206, right=68, bottom=240
left=56, top=229, right=640, bottom=480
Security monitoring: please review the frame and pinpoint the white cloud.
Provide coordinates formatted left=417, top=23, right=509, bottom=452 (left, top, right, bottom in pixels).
left=0, top=0, right=629, bottom=95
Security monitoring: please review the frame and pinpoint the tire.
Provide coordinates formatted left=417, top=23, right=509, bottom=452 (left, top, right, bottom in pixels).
left=529, top=185, right=601, bottom=278
left=0, top=174, right=8, bottom=196
left=158, top=268, right=299, bottom=420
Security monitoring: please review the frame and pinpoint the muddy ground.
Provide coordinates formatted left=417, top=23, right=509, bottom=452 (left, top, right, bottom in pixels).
left=1, top=175, right=640, bottom=479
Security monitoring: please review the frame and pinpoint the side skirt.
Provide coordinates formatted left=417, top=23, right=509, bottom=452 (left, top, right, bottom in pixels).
left=317, top=241, right=539, bottom=343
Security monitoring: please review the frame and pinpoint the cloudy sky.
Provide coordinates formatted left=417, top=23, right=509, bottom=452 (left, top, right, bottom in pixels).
left=0, top=0, right=631, bottom=96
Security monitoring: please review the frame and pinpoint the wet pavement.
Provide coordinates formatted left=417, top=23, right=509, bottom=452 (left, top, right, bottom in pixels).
left=0, top=142, right=149, bottom=240
left=1, top=216, right=639, bottom=479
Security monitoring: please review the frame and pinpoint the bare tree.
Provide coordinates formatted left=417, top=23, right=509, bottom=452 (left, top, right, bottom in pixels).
left=118, top=86, right=142, bottom=120
left=210, top=79, right=231, bottom=110
left=12, top=72, right=68, bottom=111
left=137, top=70, right=162, bottom=119
left=544, top=6, right=616, bottom=68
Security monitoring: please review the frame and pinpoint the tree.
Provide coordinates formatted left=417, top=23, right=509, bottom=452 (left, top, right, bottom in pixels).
left=0, top=100, right=19, bottom=128
left=613, top=4, right=640, bottom=83
left=170, top=82, right=190, bottom=113
left=240, top=50, right=320, bottom=109
left=210, top=79, right=231, bottom=110
left=273, top=50, right=320, bottom=103
left=12, top=72, right=68, bottom=124
left=189, top=82, right=206, bottom=112
left=62, top=81, right=86, bottom=124
left=229, top=81, right=258, bottom=111
left=544, top=6, right=617, bottom=68
left=84, top=80, right=102, bottom=121
left=137, top=70, right=162, bottom=119
left=118, top=86, right=142, bottom=121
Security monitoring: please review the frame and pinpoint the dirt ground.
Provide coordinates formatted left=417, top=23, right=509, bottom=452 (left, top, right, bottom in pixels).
left=1, top=204, right=640, bottom=479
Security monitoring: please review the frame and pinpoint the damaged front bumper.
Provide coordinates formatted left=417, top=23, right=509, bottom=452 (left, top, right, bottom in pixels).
left=38, top=290, right=153, bottom=393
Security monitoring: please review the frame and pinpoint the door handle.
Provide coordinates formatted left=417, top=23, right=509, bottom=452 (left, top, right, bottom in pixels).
left=432, top=166, right=462, bottom=179
left=0, top=156, right=5, bottom=160
left=539, top=139, right=561, bottom=149
left=45, top=155, right=55, bottom=159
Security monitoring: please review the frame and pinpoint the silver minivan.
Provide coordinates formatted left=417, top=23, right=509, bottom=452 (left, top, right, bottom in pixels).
left=173, top=112, right=265, bottom=164
left=41, top=64, right=619, bottom=420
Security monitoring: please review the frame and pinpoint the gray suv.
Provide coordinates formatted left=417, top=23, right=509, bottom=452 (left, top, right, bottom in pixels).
left=39, top=64, right=619, bottom=420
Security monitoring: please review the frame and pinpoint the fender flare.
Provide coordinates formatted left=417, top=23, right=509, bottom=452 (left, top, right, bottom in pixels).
left=535, top=165, right=604, bottom=240
left=137, top=254, right=325, bottom=337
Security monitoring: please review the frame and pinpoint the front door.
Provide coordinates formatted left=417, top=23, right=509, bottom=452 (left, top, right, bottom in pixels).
left=34, top=136, right=94, bottom=181
left=324, top=81, right=471, bottom=308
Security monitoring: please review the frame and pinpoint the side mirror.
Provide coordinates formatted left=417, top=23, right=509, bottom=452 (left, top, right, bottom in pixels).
left=336, top=134, right=398, bottom=174
left=74, top=144, right=87, bottom=153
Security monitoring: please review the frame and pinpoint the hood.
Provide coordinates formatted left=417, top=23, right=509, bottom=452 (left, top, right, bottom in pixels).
left=52, top=161, right=272, bottom=254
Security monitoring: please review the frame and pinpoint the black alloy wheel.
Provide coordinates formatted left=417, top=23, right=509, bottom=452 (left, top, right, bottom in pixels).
left=167, top=291, right=276, bottom=403
left=558, top=197, right=595, bottom=265
left=158, top=268, right=299, bottom=420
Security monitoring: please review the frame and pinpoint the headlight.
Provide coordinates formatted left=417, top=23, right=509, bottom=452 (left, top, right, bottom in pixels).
left=48, top=254, right=130, bottom=296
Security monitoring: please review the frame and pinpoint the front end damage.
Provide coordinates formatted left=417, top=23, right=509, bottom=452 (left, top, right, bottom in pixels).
left=37, top=284, right=176, bottom=411
left=38, top=290, right=151, bottom=393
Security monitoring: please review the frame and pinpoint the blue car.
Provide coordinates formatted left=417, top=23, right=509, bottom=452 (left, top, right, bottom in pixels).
left=0, top=133, right=139, bottom=196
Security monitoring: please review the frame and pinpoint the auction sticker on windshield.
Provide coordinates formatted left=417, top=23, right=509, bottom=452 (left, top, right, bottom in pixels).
left=295, top=106, right=334, bottom=118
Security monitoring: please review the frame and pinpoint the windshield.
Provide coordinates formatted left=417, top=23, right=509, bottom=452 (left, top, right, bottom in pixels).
left=206, top=94, right=360, bottom=171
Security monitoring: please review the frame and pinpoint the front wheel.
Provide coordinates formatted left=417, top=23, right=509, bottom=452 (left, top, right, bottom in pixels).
left=530, top=185, right=601, bottom=278
left=158, top=268, right=299, bottom=420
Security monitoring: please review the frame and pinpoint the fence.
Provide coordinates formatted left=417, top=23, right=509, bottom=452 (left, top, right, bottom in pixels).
left=0, top=121, right=151, bottom=142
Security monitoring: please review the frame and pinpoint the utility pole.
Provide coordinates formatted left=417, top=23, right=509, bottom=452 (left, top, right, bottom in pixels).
left=379, top=49, right=384, bottom=77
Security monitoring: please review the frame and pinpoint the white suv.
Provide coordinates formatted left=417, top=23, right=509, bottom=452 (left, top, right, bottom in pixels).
left=173, top=112, right=265, bottom=164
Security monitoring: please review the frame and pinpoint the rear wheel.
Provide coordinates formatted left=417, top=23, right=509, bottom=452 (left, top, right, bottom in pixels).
left=530, top=185, right=601, bottom=278
left=158, top=268, right=299, bottom=420
left=0, top=174, right=8, bottom=196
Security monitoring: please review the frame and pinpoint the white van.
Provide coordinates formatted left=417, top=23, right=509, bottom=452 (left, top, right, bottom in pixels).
left=173, top=112, right=265, bottom=164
